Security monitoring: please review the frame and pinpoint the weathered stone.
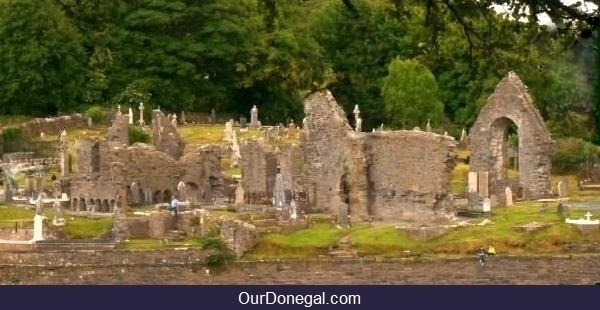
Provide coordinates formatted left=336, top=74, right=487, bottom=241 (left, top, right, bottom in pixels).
left=469, top=72, right=553, bottom=203
left=151, top=110, right=185, bottom=160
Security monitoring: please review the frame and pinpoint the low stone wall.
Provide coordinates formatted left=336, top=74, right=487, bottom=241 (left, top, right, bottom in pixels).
left=0, top=251, right=599, bottom=284
left=20, top=114, right=89, bottom=138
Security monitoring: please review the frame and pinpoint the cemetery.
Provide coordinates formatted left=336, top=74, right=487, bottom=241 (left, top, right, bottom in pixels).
left=1, top=72, right=600, bottom=284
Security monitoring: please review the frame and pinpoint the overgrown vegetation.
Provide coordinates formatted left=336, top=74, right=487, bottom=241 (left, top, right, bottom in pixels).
left=128, top=125, right=151, bottom=144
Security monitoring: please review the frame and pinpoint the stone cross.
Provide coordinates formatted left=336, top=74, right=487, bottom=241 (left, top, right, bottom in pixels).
left=171, top=113, right=178, bottom=128
left=138, top=102, right=145, bottom=126
left=426, top=119, right=431, bottom=132
left=116, top=104, right=122, bottom=116
left=355, top=117, right=362, bottom=132
left=59, top=129, right=69, bottom=177
left=585, top=211, right=593, bottom=221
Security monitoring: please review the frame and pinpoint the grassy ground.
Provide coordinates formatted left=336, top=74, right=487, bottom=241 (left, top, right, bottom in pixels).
left=0, top=204, right=113, bottom=239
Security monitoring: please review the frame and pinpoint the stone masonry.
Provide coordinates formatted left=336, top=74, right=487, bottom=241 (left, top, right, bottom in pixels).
left=152, top=110, right=185, bottom=160
left=469, top=72, right=554, bottom=203
left=240, top=90, right=457, bottom=222
left=365, top=131, right=456, bottom=220
left=70, top=111, right=222, bottom=211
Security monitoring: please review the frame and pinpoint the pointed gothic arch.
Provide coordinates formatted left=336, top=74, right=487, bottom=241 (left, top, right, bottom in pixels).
left=469, top=72, right=554, bottom=204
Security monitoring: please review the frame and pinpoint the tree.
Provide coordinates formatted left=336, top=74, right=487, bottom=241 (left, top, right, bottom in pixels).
left=0, top=0, right=87, bottom=115
left=380, top=58, right=443, bottom=129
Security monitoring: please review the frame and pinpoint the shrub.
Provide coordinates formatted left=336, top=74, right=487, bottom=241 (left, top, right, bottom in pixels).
left=86, top=106, right=105, bottom=124
left=552, top=137, right=599, bottom=173
left=128, top=125, right=150, bottom=144
left=1, top=126, right=22, bottom=142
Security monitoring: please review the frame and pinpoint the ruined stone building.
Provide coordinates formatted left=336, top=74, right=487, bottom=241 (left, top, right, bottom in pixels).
left=69, top=110, right=222, bottom=212
left=469, top=72, right=553, bottom=205
left=240, top=90, right=457, bottom=222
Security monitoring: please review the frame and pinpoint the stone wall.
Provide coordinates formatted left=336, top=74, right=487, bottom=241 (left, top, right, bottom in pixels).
left=152, top=110, right=185, bottom=159
left=20, top=114, right=89, bottom=138
left=301, top=90, right=363, bottom=215
left=298, top=90, right=457, bottom=222
left=239, top=139, right=278, bottom=195
left=116, top=212, right=257, bottom=256
left=218, top=218, right=258, bottom=257
left=106, top=114, right=129, bottom=145
left=1, top=251, right=599, bottom=284
left=469, top=72, right=554, bottom=202
left=365, top=131, right=457, bottom=221
left=71, top=137, right=222, bottom=211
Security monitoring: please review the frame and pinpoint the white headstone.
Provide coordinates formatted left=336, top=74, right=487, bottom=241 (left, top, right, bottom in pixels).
left=289, top=198, right=297, bottom=220
left=505, top=186, right=513, bottom=206
left=250, top=105, right=259, bottom=129
left=33, top=214, right=44, bottom=241
left=355, top=117, right=362, bottom=133
left=128, top=108, right=134, bottom=124
left=426, top=119, right=431, bottom=132
left=468, top=171, right=478, bottom=193
left=482, top=197, right=491, bottom=213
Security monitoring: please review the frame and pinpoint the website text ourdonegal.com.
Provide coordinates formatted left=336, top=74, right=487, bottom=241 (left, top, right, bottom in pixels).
left=238, top=291, right=361, bottom=308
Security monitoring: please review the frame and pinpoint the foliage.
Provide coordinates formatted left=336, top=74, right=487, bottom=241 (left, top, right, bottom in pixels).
left=0, top=0, right=87, bottom=115
left=200, top=236, right=236, bottom=268
left=380, top=58, right=443, bottom=129
left=128, top=125, right=151, bottom=144
left=552, top=137, right=600, bottom=173
left=85, top=106, right=105, bottom=124
left=0, top=126, right=23, bottom=142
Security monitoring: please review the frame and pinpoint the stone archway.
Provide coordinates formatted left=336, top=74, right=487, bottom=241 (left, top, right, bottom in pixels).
left=469, top=72, right=554, bottom=204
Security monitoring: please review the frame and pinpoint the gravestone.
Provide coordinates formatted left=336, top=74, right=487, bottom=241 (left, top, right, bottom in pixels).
left=231, top=131, right=241, bottom=167
left=180, top=111, right=186, bottom=125
left=235, top=181, right=245, bottom=205
left=130, top=182, right=141, bottom=205
left=138, top=102, right=145, bottom=127
left=273, top=171, right=285, bottom=209
left=211, top=108, right=216, bottom=124
left=337, top=203, right=349, bottom=225
left=482, top=197, right=491, bottom=213
left=505, top=186, right=513, bottom=206
left=289, top=198, right=298, bottom=220
left=59, top=129, right=69, bottom=177
left=240, top=116, right=247, bottom=128
left=223, top=120, right=234, bottom=142
left=558, top=180, right=568, bottom=198
left=128, top=108, right=134, bottom=125
left=249, top=105, right=260, bottom=129
left=468, top=172, right=478, bottom=193
left=477, top=171, right=489, bottom=199
left=460, top=128, right=467, bottom=143
left=171, top=113, right=178, bottom=128
left=177, top=181, right=186, bottom=201
left=426, top=119, right=432, bottom=132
